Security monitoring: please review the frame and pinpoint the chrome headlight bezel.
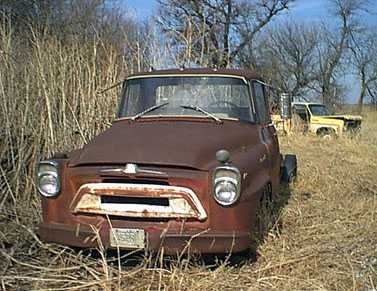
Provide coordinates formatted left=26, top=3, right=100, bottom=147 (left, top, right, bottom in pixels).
left=37, top=160, right=61, bottom=198
left=212, top=166, right=241, bottom=206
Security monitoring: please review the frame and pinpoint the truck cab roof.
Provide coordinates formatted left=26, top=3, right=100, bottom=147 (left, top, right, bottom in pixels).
left=126, top=68, right=263, bottom=82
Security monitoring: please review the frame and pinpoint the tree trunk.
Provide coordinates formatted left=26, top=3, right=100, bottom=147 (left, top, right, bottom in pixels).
left=357, top=84, right=366, bottom=114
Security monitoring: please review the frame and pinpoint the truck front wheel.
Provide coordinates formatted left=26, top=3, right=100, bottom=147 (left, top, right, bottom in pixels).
left=317, top=128, right=336, bottom=139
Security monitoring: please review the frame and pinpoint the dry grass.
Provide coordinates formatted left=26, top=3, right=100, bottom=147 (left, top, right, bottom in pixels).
left=1, top=115, right=376, bottom=290
left=1, top=22, right=377, bottom=290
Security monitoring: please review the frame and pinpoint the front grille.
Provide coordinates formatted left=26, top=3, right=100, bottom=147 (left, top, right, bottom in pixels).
left=72, top=183, right=207, bottom=221
left=345, top=121, right=361, bottom=132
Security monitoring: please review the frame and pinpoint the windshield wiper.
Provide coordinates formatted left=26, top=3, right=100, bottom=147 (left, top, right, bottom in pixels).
left=131, top=102, right=169, bottom=121
left=180, top=105, right=222, bottom=123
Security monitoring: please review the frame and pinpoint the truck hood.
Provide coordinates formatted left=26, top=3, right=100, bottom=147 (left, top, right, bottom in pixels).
left=69, top=118, right=260, bottom=171
left=317, top=115, right=362, bottom=121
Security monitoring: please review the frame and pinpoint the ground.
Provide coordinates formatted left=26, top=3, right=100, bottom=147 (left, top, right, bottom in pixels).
left=0, top=112, right=376, bottom=291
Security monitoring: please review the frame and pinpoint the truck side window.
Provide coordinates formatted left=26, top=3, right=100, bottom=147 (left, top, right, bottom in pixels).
left=253, top=82, right=270, bottom=124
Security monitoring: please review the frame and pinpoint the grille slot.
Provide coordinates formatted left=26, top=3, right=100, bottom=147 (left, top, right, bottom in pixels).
left=101, top=195, right=170, bottom=206
left=102, top=178, right=169, bottom=186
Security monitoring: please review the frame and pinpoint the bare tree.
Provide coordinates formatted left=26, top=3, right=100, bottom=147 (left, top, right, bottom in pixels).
left=258, top=22, right=320, bottom=100
left=157, top=0, right=293, bottom=67
left=316, top=0, right=369, bottom=105
left=349, top=30, right=377, bottom=112
left=0, top=0, right=133, bottom=42
left=368, top=86, right=377, bottom=108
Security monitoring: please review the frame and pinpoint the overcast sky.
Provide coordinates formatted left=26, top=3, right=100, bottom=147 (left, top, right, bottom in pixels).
left=123, top=0, right=377, bottom=103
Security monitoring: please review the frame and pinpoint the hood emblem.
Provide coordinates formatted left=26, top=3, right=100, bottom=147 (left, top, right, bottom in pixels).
left=124, top=163, right=138, bottom=174
left=99, top=163, right=167, bottom=177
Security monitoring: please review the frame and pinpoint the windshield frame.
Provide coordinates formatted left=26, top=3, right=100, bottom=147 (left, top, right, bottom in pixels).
left=308, top=104, right=332, bottom=116
left=116, top=74, right=256, bottom=123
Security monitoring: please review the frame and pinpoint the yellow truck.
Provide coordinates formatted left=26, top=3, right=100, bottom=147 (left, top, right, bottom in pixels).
left=272, top=102, right=362, bottom=138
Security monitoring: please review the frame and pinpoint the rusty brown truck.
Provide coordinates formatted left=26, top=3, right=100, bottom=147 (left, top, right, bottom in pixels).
left=36, top=68, right=297, bottom=255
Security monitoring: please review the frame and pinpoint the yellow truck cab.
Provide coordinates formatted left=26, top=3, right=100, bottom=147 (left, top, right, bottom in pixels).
left=292, top=102, right=362, bottom=137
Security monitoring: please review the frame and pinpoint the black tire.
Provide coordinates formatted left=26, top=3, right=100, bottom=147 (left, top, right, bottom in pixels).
left=288, top=169, right=297, bottom=183
left=253, top=185, right=273, bottom=242
left=317, top=128, right=336, bottom=139
left=281, top=154, right=297, bottom=184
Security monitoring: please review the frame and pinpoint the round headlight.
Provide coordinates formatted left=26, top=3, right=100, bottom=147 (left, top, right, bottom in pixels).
left=38, top=173, right=59, bottom=196
left=37, top=161, right=60, bottom=197
left=214, top=179, right=238, bottom=205
left=213, top=166, right=241, bottom=206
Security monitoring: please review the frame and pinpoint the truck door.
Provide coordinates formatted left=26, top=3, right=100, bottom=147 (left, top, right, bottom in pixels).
left=252, top=81, right=281, bottom=190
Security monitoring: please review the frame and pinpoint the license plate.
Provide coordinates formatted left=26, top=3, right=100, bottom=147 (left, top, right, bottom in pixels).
left=110, top=228, right=145, bottom=249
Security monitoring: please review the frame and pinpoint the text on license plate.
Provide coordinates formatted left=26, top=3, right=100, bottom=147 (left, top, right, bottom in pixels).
left=110, top=228, right=145, bottom=249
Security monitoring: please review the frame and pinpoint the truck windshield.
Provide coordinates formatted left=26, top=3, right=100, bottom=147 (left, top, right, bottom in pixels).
left=309, top=104, right=331, bottom=116
left=118, top=76, right=254, bottom=122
